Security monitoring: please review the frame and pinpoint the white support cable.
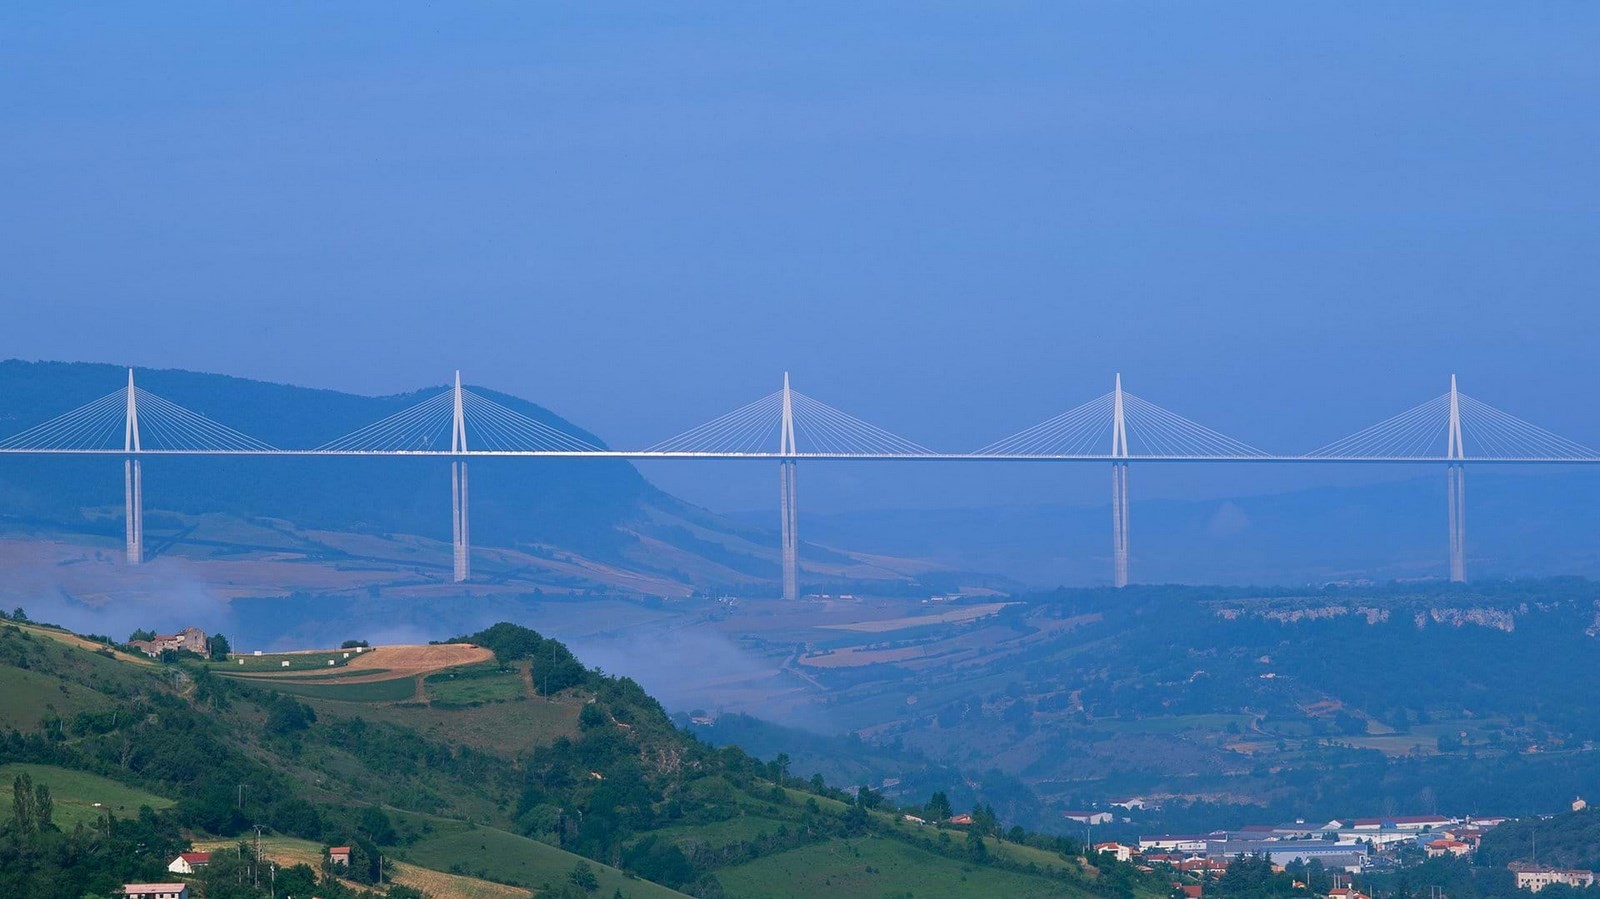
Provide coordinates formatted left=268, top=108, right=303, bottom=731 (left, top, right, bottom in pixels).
left=646, top=387, right=931, bottom=456
left=0, top=387, right=274, bottom=452
left=685, top=399, right=779, bottom=453
left=317, top=389, right=456, bottom=452
left=789, top=391, right=933, bottom=456
left=976, top=393, right=1116, bottom=456
left=1458, top=393, right=1593, bottom=459
left=131, top=388, right=276, bottom=451
left=1304, top=391, right=1595, bottom=461
left=0, top=389, right=127, bottom=450
left=1307, top=394, right=1451, bottom=459
left=1120, top=393, right=1267, bottom=458
left=49, top=398, right=125, bottom=450
left=648, top=391, right=786, bottom=453
left=459, top=389, right=603, bottom=452
left=978, top=391, right=1264, bottom=458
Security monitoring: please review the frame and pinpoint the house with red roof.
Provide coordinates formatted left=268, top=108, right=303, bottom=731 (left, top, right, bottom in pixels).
left=166, top=851, right=210, bottom=875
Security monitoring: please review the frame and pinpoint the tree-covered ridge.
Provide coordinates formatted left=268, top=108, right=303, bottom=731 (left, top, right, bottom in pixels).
left=1477, top=808, right=1600, bottom=871
left=836, top=579, right=1600, bottom=829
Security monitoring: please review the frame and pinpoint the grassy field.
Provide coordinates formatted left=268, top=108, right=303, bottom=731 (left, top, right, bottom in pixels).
left=14, top=623, right=154, bottom=666
left=0, top=763, right=173, bottom=829
left=308, top=691, right=581, bottom=755
left=242, top=675, right=419, bottom=703
left=425, top=668, right=526, bottom=705
left=394, top=814, right=689, bottom=898
left=228, top=666, right=396, bottom=682
left=653, top=814, right=793, bottom=848
left=715, top=834, right=1100, bottom=899
left=0, top=665, right=110, bottom=726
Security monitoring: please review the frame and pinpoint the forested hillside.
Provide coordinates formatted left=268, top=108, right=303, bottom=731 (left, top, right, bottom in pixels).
left=0, top=613, right=1162, bottom=898
left=785, top=578, right=1600, bottom=830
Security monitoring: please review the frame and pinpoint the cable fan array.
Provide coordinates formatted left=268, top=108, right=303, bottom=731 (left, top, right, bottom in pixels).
left=648, top=388, right=934, bottom=455
left=0, top=386, right=273, bottom=451
left=976, top=390, right=1267, bottom=458
left=316, top=387, right=602, bottom=453
left=0, top=373, right=1595, bottom=461
left=1309, top=391, right=1595, bottom=460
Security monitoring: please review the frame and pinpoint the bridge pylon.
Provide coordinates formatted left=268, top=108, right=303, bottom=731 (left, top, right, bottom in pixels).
left=1111, top=374, right=1130, bottom=588
left=1447, top=374, right=1465, bottom=583
left=451, top=370, right=470, bottom=583
left=779, top=373, right=799, bottom=600
left=123, top=369, right=143, bottom=564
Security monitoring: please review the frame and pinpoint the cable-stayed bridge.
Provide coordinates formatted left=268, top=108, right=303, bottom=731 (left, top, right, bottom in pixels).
left=1, top=369, right=1594, bottom=592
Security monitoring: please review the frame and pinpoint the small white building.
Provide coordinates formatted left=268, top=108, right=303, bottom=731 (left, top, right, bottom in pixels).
left=1513, top=865, right=1596, bottom=892
left=1095, top=841, right=1134, bottom=862
left=1351, top=814, right=1455, bottom=831
left=1063, top=810, right=1114, bottom=825
left=122, top=885, right=190, bottom=899
left=1140, top=834, right=1212, bottom=853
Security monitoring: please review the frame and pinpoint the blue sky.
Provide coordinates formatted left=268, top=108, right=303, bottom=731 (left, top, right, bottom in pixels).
left=3, top=3, right=1597, bottom=511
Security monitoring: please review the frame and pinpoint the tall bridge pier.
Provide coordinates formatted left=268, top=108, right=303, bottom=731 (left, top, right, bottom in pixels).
left=123, top=369, right=143, bottom=564
left=1447, top=375, right=1466, bottom=583
left=1111, top=375, right=1130, bottom=588
left=451, top=371, right=471, bottom=583
left=779, top=373, right=799, bottom=601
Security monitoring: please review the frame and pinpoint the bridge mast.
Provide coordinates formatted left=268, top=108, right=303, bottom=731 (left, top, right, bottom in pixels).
left=1111, top=374, right=1130, bottom=588
left=779, top=372, right=799, bottom=600
left=451, top=370, right=471, bottom=583
left=1447, top=373, right=1465, bottom=583
left=123, top=369, right=143, bottom=564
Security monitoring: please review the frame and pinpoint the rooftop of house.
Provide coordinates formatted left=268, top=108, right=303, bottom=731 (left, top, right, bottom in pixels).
left=1353, top=815, right=1453, bottom=826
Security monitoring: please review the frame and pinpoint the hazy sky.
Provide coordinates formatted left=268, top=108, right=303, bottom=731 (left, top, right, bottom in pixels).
left=3, top=3, right=1597, bottom=511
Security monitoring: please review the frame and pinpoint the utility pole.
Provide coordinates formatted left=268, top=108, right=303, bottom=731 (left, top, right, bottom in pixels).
left=1447, top=374, right=1466, bottom=583
left=451, top=370, right=471, bottom=583
left=1110, top=374, right=1130, bottom=588
left=124, top=369, right=143, bottom=564
left=779, top=372, right=799, bottom=601
left=253, top=824, right=265, bottom=888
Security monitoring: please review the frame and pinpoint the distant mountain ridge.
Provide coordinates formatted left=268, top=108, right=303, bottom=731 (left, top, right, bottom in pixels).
left=0, top=359, right=936, bottom=598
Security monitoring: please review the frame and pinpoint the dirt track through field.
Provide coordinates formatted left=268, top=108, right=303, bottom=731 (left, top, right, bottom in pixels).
left=238, top=643, right=494, bottom=684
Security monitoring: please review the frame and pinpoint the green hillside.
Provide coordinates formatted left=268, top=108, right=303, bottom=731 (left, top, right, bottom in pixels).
left=0, top=613, right=1161, bottom=898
